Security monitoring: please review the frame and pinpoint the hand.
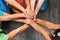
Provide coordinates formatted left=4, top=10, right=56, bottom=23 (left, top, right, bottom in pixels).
left=25, top=7, right=36, bottom=20
left=25, top=8, right=31, bottom=19
left=26, top=11, right=35, bottom=19
left=24, top=19, right=31, bottom=24
left=33, top=16, right=37, bottom=22
left=29, top=11, right=35, bottom=19
left=32, top=16, right=37, bottom=22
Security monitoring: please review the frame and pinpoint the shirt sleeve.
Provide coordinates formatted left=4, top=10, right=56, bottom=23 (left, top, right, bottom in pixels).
left=0, top=11, right=4, bottom=16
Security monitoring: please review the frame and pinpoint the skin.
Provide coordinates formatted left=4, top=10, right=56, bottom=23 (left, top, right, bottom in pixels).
left=7, top=0, right=52, bottom=40
left=30, top=0, right=36, bottom=11
left=0, top=16, right=51, bottom=40
left=10, top=18, right=52, bottom=40
left=30, top=21, right=51, bottom=40
left=25, top=0, right=32, bottom=19
left=0, top=1, right=32, bottom=40
left=8, top=24, right=29, bottom=40
left=35, top=0, right=45, bottom=16
left=36, top=19, right=60, bottom=30
left=30, top=0, right=45, bottom=20
left=5, top=0, right=26, bottom=13
left=6, top=0, right=35, bottom=21
left=5, top=0, right=31, bottom=14
left=0, top=0, right=32, bottom=22
left=0, top=16, right=29, bottom=40
left=0, top=0, right=56, bottom=40
left=1, top=17, right=50, bottom=40
left=0, top=12, right=25, bottom=21
left=25, top=0, right=31, bottom=9
left=4, top=0, right=32, bottom=21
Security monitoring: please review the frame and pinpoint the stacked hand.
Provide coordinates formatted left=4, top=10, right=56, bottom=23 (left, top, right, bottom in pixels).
left=24, top=10, right=36, bottom=24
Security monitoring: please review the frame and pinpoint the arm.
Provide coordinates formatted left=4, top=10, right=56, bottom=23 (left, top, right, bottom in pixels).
left=25, top=0, right=31, bottom=9
left=13, top=19, right=25, bottom=23
left=30, top=21, right=51, bottom=40
left=30, top=0, right=37, bottom=20
left=36, top=19, right=60, bottom=30
left=35, top=0, right=45, bottom=16
left=8, top=24, right=29, bottom=40
left=25, top=0, right=36, bottom=19
left=25, top=0, right=32, bottom=19
left=0, top=12, right=25, bottom=21
left=30, top=0, right=36, bottom=11
left=5, top=0, right=26, bottom=13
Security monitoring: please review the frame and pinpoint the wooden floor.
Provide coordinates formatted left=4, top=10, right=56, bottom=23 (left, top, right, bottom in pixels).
left=1, top=0, right=60, bottom=40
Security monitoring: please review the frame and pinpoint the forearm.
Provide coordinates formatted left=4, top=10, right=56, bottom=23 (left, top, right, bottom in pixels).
left=35, top=0, right=44, bottom=15
left=0, top=13, right=25, bottom=21
left=30, top=0, right=36, bottom=11
left=25, top=0, right=31, bottom=9
left=12, top=19, right=25, bottom=23
left=30, top=22, right=51, bottom=40
left=5, top=0, right=26, bottom=13
left=36, top=19, right=60, bottom=30
left=8, top=24, right=29, bottom=40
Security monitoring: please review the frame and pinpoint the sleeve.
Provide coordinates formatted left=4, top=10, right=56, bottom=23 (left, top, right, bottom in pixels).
left=40, top=0, right=49, bottom=11
left=0, top=33, right=8, bottom=40
left=0, top=11, right=4, bottom=16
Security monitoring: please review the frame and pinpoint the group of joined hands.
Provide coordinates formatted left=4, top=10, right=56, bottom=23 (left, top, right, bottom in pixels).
left=24, top=10, right=36, bottom=24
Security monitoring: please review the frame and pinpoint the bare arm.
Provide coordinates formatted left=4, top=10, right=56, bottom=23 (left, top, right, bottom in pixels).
left=36, top=19, right=60, bottom=30
left=0, top=12, right=25, bottom=21
left=13, top=19, right=25, bottom=23
left=25, top=0, right=31, bottom=9
left=35, top=0, right=45, bottom=16
left=8, top=24, right=29, bottom=40
left=5, top=0, right=26, bottom=13
left=30, top=21, right=51, bottom=40
left=25, top=0, right=32, bottom=19
left=30, top=0, right=36, bottom=11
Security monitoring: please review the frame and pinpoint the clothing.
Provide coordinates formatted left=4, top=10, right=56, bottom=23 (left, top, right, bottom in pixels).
left=41, top=0, right=49, bottom=11
left=0, top=11, right=4, bottom=16
left=0, top=0, right=10, bottom=40
left=0, top=0, right=11, bottom=16
left=0, top=33, right=8, bottom=40
left=0, top=25, right=8, bottom=40
left=15, top=0, right=25, bottom=6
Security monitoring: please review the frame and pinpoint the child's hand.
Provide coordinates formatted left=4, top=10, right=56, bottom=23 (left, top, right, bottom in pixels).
left=25, top=11, right=35, bottom=19
left=24, top=19, right=31, bottom=24
left=25, top=7, right=36, bottom=20
left=30, top=11, right=35, bottom=19
left=31, top=16, right=36, bottom=22
left=25, top=8, right=31, bottom=19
